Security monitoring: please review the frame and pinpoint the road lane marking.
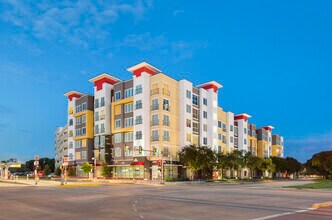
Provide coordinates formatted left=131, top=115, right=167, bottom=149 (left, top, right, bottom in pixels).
left=250, top=209, right=312, bottom=220
left=139, top=214, right=144, bottom=219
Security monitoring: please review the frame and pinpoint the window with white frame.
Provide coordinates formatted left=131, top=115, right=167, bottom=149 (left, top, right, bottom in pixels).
left=124, top=103, right=134, bottom=113
left=100, top=123, right=105, bottom=133
left=186, top=90, right=191, bottom=99
left=115, top=148, right=121, bottom=157
left=186, top=104, right=191, bottom=113
left=124, top=117, right=133, bottom=127
left=135, top=84, right=142, bottom=94
left=203, top=98, right=207, bottom=105
left=115, top=91, right=121, bottom=101
left=114, top=133, right=122, bottom=143
left=124, top=132, right=133, bottom=142
left=203, top=111, right=207, bottom=119
left=100, top=97, right=105, bottom=107
left=124, top=88, right=134, bottom=98
left=115, top=119, right=121, bottom=129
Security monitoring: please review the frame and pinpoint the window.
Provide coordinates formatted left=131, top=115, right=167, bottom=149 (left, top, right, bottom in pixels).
left=186, top=133, right=191, bottom=142
left=136, top=100, right=142, bottom=109
left=152, top=130, right=159, bottom=141
left=82, top=115, right=86, bottom=123
left=152, top=99, right=159, bottom=110
left=244, top=139, right=247, bottom=145
left=75, top=129, right=81, bottom=136
left=163, top=84, right=170, bottom=95
left=203, top=111, right=207, bottom=119
left=136, top=131, right=142, bottom=140
left=186, top=104, right=191, bottom=113
left=135, top=84, right=142, bottom=94
left=115, top=148, right=121, bottom=157
left=82, top=151, right=87, bottom=160
left=94, top=137, right=99, bottom=148
left=193, top=122, right=199, bottom=132
left=69, top=142, right=73, bottom=149
left=203, top=124, right=207, bottom=132
left=100, top=97, right=105, bottom=107
left=82, top=127, right=86, bottom=135
left=163, top=146, right=170, bottom=157
left=69, top=119, right=73, bottom=126
left=222, top=123, right=226, bottom=132
left=230, top=136, right=234, bottom=143
left=218, top=121, right=222, bottom=128
left=135, top=116, right=142, bottom=125
left=244, top=128, right=247, bottom=134
left=115, top=119, right=121, bottom=129
left=100, top=136, right=105, bottom=147
left=124, top=88, right=134, bottom=98
left=151, top=83, right=159, bottom=95
left=186, top=119, right=191, bottom=128
left=193, top=108, right=199, bottom=119
left=203, top=98, right=207, bottom=105
left=82, top=103, right=87, bottom=111
left=100, top=123, right=105, bottom=133
left=192, top=94, right=198, bottom=105
left=69, top=153, right=73, bottom=160
left=203, top=137, right=207, bottom=145
left=95, top=99, right=99, bottom=108
left=222, top=135, right=227, bottom=144
left=124, top=103, right=134, bottom=113
left=218, top=133, right=222, bottom=140
left=115, top=91, right=121, bottom=101
left=75, top=105, right=80, bottom=113
left=124, top=117, right=133, bottom=127
left=163, top=115, right=170, bottom=126
left=186, top=90, right=191, bottom=99
left=100, top=110, right=105, bottom=120
left=125, top=132, right=133, bottom=142
left=218, top=146, right=222, bottom=154
left=163, top=99, right=170, bottom=111
left=163, top=130, right=170, bottom=141
left=75, top=152, right=81, bottom=160
left=94, top=111, right=99, bottom=121
left=230, top=125, right=234, bottom=132
left=114, top=133, right=122, bottom=143
left=76, top=117, right=80, bottom=125
left=152, top=114, right=159, bottom=126
left=94, top=125, right=99, bottom=134
left=75, top=140, right=82, bottom=148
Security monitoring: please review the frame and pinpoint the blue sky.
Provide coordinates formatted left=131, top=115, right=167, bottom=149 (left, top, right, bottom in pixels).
left=0, top=0, right=331, bottom=163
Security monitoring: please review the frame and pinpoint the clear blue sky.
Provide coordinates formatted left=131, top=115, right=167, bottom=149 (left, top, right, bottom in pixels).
left=0, top=0, right=331, bottom=162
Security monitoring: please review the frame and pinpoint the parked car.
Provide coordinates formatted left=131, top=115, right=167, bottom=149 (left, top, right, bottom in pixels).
left=48, top=173, right=55, bottom=178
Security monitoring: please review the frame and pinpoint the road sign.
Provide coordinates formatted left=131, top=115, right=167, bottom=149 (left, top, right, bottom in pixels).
left=34, top=161, right=39, bottom=166
left=62, top=157, right=68, bottom=163
left=62, top=162, right=68, bottom=166
left=34, top=155, right=40, bottom=161
left=9, top=164, right=21, bottom=168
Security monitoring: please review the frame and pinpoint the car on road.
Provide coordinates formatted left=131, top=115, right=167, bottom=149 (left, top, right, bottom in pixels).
left=48, top=173, right=55, bottom=178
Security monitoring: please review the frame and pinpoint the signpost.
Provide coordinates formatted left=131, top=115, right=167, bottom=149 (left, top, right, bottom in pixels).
left=34, top=155, right=39, bottom=185
left=61, top=157, right=69, bottom=185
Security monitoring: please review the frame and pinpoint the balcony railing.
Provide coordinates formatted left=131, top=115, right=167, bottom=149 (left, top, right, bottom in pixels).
left=151, top=120, right=159, bottom=126
left=163, top=120, right=170, bottom=126
left=163, top=104, right=170, bottom=111
left=151, top=135, right=159, bottom=142
left=162, top=89, right=170, bottom=96
left=151, top=88, right=159, bottom=95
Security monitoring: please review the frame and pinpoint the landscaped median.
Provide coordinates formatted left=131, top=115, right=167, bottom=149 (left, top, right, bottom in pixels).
left=286, top=179, right=332, bottom=190
left=312, top=201, right=332, bottom=209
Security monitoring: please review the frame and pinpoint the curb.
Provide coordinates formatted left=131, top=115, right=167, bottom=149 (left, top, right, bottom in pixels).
left=312, top=202, right=332, bottom=209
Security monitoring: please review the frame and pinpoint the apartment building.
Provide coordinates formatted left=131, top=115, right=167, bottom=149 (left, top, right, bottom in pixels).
left=54, top=125, right=68, bottom=168
left=272, top=134, right=284, bottom=157
left=57, top=61, right=285, bottom=179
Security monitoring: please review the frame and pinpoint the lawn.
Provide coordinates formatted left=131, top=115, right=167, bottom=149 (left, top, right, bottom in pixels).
left=288, top=179, right=332, bottom=189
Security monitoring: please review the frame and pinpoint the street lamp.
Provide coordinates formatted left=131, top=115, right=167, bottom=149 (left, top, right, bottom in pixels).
left=92, top=157, right=97, bottom=179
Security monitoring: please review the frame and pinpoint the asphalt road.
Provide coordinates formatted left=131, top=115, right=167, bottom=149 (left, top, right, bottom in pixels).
left=0, top=180, right=331, bottom=220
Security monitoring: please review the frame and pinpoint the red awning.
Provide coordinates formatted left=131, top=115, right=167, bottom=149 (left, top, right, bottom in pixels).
left=131, top=161, right=144, bottom=166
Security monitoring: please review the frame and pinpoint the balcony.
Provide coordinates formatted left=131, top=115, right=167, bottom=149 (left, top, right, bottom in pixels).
left=151, top=120, right=159, bottom=126
left=151, top=88, right=159, bottom=95
left=151, top=104, right=159, bottom=111
left=151, top=135, right=159, bottom=142
left=163, top=120, right=170, bottom=126
left=163, top=104, right=170, bottom=111
left=162, top=89, right=170, bottom=96
left=163, top=136, right=170, bottom=141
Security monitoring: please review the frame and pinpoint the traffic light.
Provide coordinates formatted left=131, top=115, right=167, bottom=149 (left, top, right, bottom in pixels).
left=138, top=146, right=142, bottom=154
left=153, top=147, right=157, bottom=156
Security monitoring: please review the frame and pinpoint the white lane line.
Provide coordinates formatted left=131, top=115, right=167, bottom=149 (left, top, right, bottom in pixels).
left=139, top=214, right=144, bottom=219
left=135, top=200, right=138, bottom=203
left=133, top=208, right=137, bottom=212
left=133, top=204, right=136, bottom=207
left=250, top=209, right=312, bottom=220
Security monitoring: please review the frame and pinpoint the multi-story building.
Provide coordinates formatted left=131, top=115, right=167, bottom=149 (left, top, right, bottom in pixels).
left=56, top=61, right=285, bottom=179
left=54, top=125, right=68, bottom=168
left=272, top=134, right=284, bottom=157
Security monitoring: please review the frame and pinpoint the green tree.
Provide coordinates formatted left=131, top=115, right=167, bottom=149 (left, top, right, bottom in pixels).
left=259, top=158, right=275, bottom=178
left=101, top=162, right=111, bottom=178
left=80, top=162, right=93, bottom=178
left=216, top=153, right=229, bottom=180
left=55, top=167, right=61, bottom=176
left=285, top=157, right=302, bottom=177
left=271, top=157, right=287, bottom=178
left=305, top=151, right=332, bottom=179
left=43, top=164, right=52, bottom=175
left=68, top=167, right=76, bottom=177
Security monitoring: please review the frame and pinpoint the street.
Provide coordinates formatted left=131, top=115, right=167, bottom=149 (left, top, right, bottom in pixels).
left=0, top=180, right=331, bottom=220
